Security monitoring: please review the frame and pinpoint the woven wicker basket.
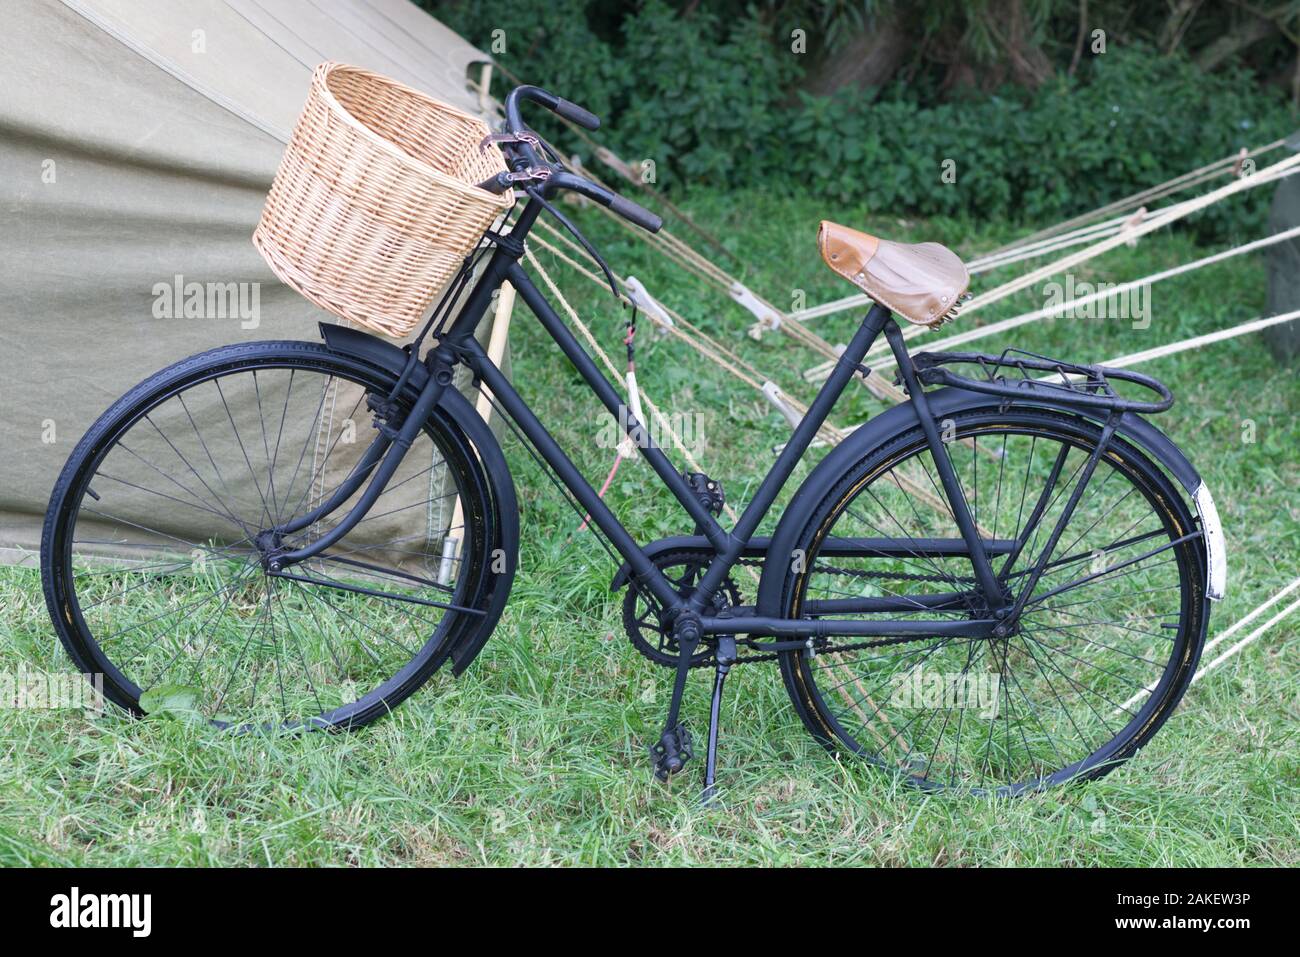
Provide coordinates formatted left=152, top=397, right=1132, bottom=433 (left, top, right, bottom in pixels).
left=253, top=62, right=514, bottom=339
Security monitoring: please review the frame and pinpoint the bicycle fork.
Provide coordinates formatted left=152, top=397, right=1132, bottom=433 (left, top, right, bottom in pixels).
left=258, top=356, right=454, bottom=570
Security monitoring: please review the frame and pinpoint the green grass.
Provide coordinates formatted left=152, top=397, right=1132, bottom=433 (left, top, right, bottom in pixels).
left=1, top=187, right=1297, bottom=866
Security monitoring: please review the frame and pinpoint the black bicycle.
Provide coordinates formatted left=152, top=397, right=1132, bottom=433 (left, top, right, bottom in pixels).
left=42, top=86, right=1226, bottom=797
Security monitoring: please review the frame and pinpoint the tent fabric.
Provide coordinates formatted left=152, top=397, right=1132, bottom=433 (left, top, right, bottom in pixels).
left=0, top=0, right=501, bottom=568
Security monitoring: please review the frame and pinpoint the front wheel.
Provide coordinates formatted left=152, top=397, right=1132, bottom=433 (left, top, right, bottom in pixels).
left=777, top=406, right=1207, bottom=794
left=42, top=340, right=516, bottom=729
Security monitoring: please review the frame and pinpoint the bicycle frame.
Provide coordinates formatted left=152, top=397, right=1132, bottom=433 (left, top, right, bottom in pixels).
left=37, top=73, right=1224, bottom=797
left=271, top=195, right=1060, bottom=647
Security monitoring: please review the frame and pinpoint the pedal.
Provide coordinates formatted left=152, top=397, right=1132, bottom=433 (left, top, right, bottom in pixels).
left=649, top=723, right=694, bottom=781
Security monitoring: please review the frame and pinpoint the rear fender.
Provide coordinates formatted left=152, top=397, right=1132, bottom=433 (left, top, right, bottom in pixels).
left=755, top=386, right=1223, bottom=616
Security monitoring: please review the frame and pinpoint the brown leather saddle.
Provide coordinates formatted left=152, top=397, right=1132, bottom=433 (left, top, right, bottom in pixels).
left=818, top=220, right=970, bottom=329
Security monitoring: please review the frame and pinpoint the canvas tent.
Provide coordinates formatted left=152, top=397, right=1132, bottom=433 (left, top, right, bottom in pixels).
left=0, top=0, right=502, bottom=566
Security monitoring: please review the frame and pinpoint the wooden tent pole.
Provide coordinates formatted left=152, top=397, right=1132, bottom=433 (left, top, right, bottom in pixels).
left=475, top=283, right=516, bottom=419
left=477, top=62, right=495, bottom=114
left=437, top=284, right=516, bottom=584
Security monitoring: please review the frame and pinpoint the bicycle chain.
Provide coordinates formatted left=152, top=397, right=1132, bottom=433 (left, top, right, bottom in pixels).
left=635, top=558, right=969, bottom=669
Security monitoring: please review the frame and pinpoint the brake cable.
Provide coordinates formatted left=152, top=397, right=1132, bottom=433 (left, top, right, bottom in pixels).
left=523, top=185, right=621, bottom=299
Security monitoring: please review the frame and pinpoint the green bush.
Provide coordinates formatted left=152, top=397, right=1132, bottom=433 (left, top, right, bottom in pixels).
left=438, top=0, right=1294, bottom=240
left=777, top=50, right=1292, bottom=241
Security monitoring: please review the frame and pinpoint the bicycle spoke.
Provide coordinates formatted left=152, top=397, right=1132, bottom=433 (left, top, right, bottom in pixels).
left=55, top=356, right=487, bottom=729
left=793, top=415, right=1197, bottom=792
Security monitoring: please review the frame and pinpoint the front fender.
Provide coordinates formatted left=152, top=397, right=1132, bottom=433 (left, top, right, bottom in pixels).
left=318, top=322, right=521, bottom=672
left=755, top=386, right=1221, bottom=616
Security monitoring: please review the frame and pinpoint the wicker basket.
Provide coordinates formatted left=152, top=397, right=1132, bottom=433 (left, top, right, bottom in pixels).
left=253, top=62, right=514, bottom=339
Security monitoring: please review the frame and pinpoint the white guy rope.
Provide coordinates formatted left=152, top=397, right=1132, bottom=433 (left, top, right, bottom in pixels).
left=522, top=245, right=753, bottom=528
left=796, top=150, right=1300, bottom=326
left=834, top=308, right=1300, bottom=440
left=894, top=153, right=1300, bottom=346
left=520, top=228, right=980, bottom=522
left=805, top=147, right=1267, bottom=327
left=1193, top=595, right=1300, bottom=683
left=529, top=219, right=848, bottom=445
left=794, top=208, right=1155, bottom=322
left=1097, top=308, right=1300, bottom=369
left=965, top=204, right=1167, bottom=274
left=985, top=138, right=1286, bottom=259
left=969, top=208, right=1148, bottom=271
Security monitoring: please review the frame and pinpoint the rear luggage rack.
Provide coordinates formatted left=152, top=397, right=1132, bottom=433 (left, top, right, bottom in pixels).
left=910, top=347, right=1174, bottom=414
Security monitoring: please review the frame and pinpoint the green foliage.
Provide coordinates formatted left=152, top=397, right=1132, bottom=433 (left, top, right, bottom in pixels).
left=777, top=47, right=1292, bottom=240
left=614, top=3, right=801, bottom=183
left=138, top=684, right=204, bottom=722
left=438, top=0, right=1293, bottom=240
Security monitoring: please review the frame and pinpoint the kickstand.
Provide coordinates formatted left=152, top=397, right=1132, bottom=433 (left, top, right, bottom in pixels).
left=701, top=634, right=736, bottom=805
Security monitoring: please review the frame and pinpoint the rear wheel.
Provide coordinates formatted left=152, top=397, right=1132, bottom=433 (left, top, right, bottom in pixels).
left=777, top=407, right=1207, bottom=794
left=42, top=341, right=514, bottom=729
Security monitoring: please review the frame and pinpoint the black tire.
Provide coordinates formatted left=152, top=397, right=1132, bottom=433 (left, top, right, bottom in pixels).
left=776, top=406, right=1207, bottom=795
left=41, top=340, right=516, bottom=730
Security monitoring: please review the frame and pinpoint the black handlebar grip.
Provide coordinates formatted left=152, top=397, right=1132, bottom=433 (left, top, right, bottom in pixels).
left=609, top=193, right=663, bottom=233
left=552, top=97, right=600, bottom=131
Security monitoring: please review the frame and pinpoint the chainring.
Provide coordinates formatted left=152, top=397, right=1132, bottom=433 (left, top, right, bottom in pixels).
left=622, top=550, right=742, bottom=667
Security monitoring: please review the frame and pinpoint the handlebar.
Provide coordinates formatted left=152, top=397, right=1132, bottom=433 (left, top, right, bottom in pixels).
left=548, top=171, right=663, bottom=233
left=499, top=85, right=661, bottom=234
left=609, top=191, right=662, bottom=233
left=505, top=85, right=599, bottom=132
